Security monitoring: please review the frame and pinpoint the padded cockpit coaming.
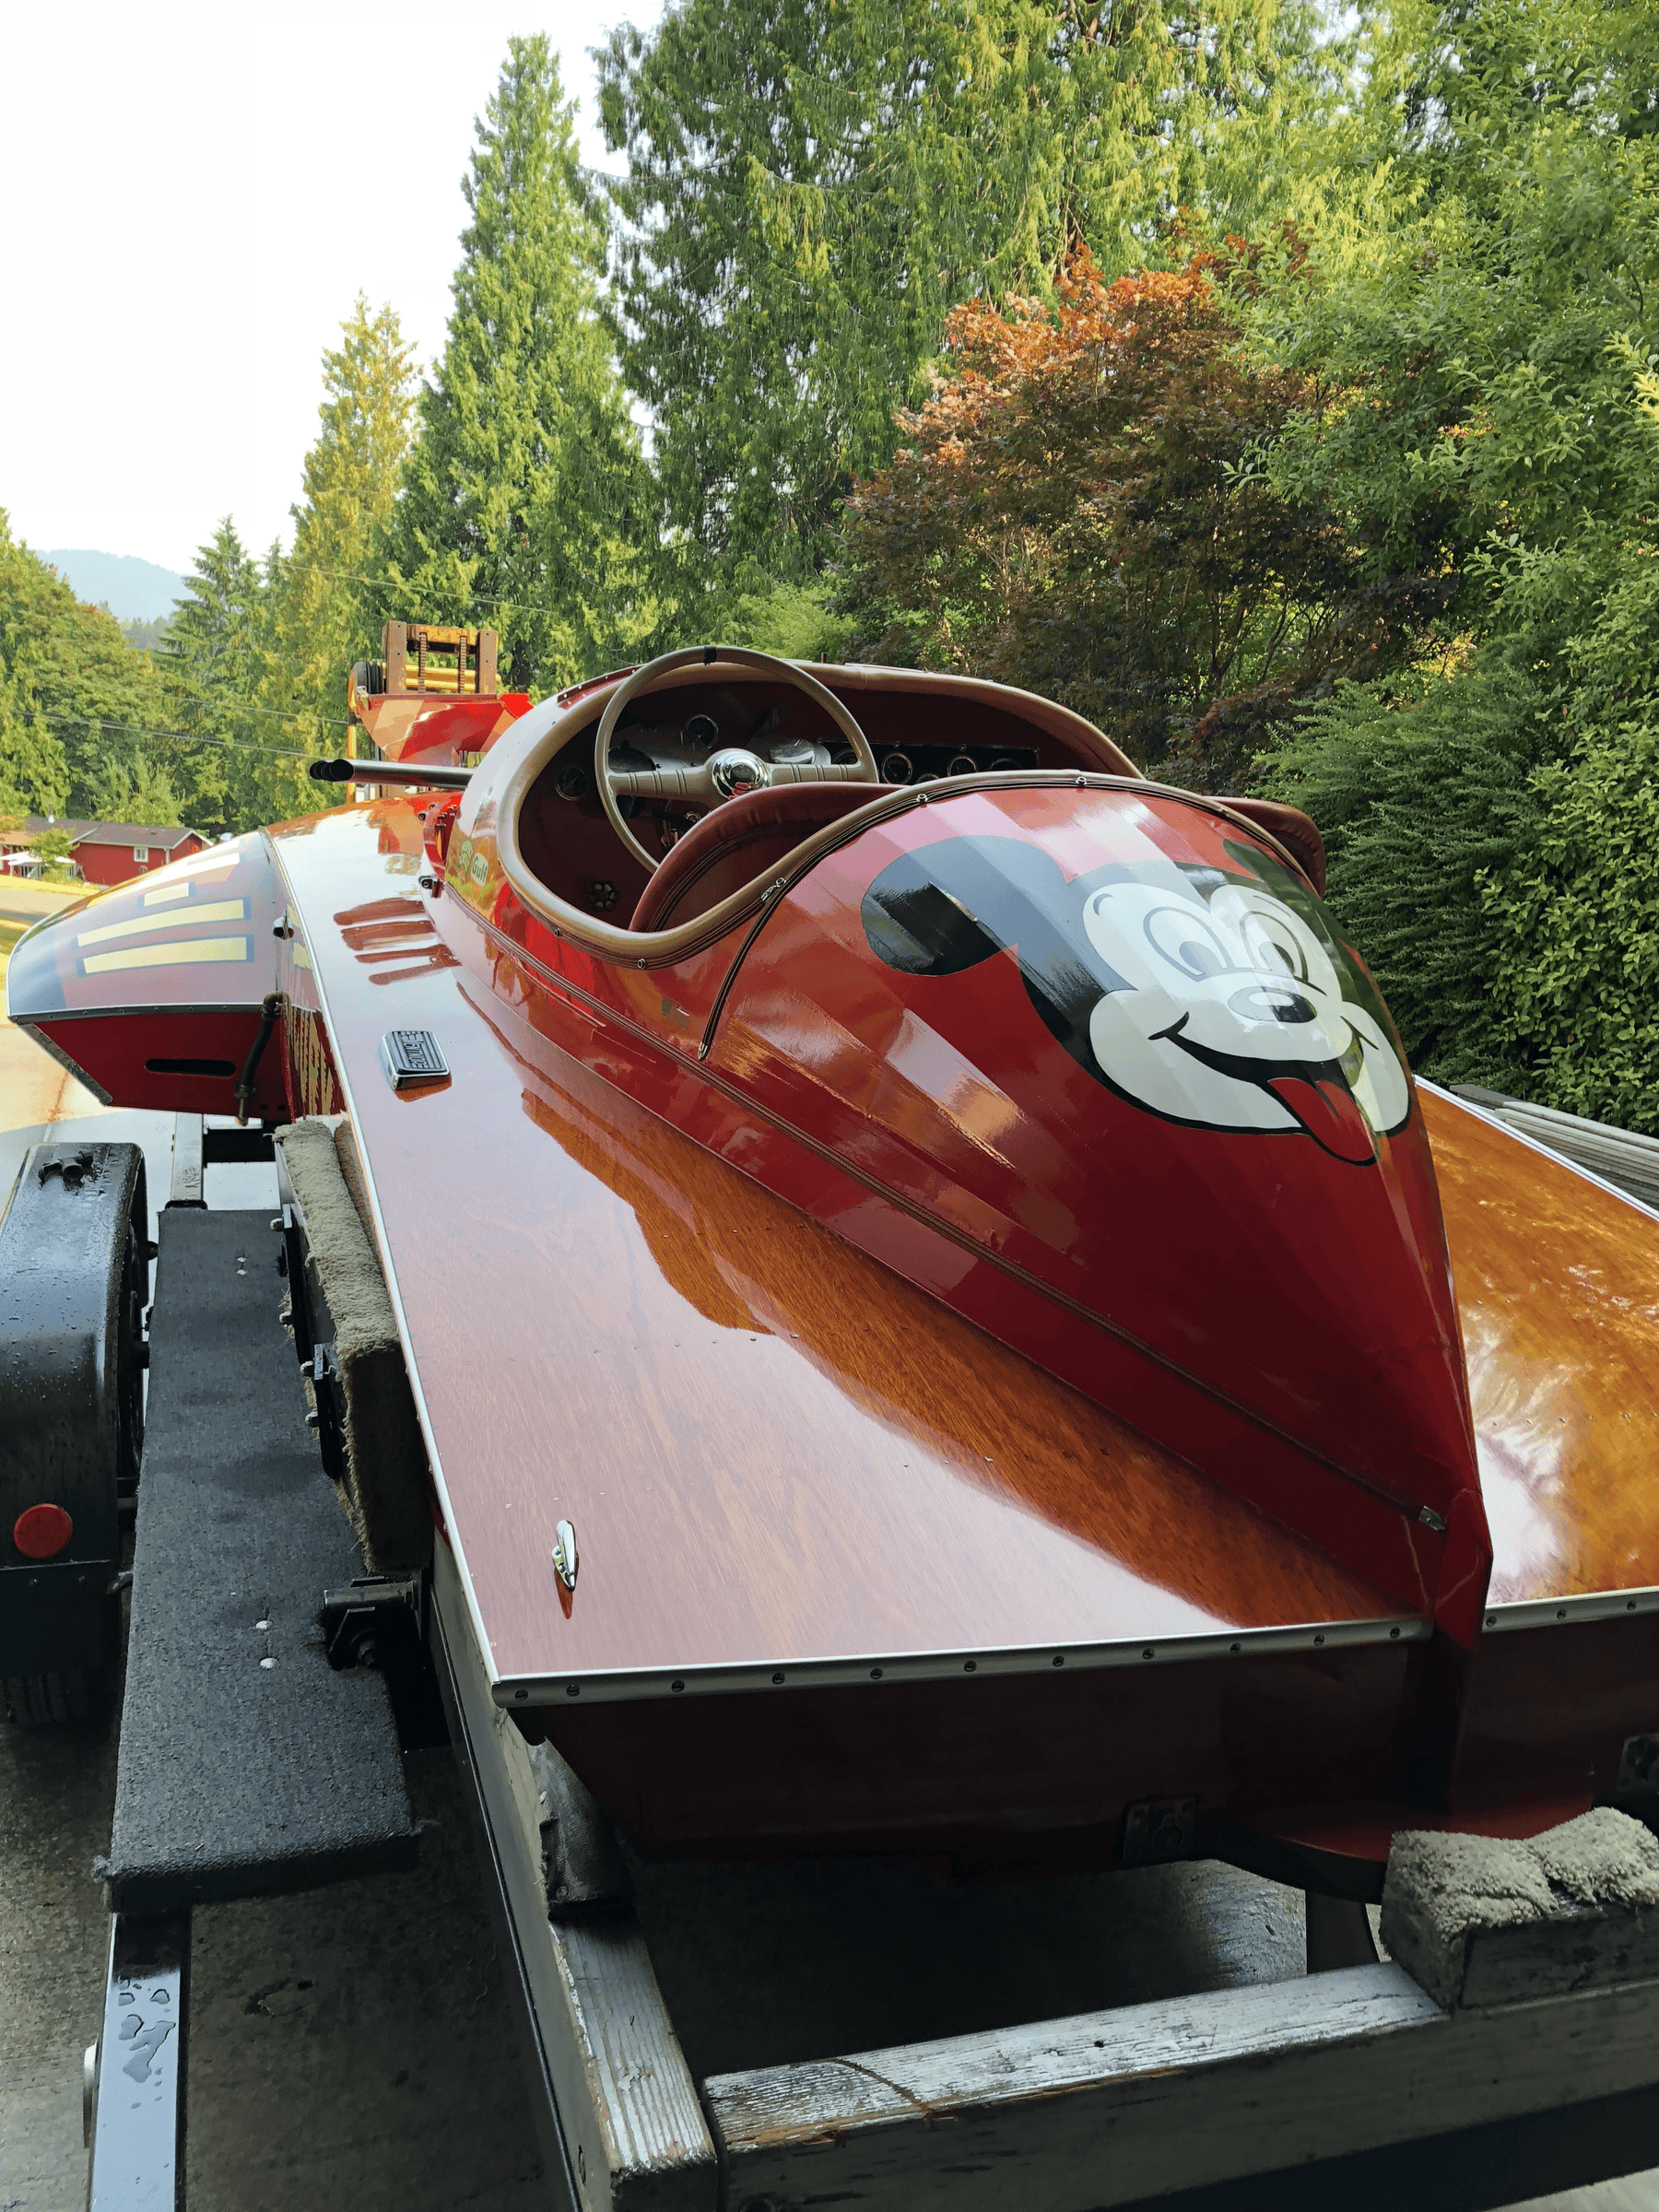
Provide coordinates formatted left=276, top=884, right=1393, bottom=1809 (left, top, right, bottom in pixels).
left=629, top=783, right=899, bottom=933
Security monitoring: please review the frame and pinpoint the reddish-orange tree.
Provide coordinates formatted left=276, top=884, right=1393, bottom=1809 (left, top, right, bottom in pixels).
left=838, top=248, right=1440, bottom=782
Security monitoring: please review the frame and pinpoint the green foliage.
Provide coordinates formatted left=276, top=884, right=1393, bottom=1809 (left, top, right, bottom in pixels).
left=380, top=36, right=653, bottom=694
left=0, top=511, right=168, bottom=819
left=721, top=566, right=851, bottom=662
left=599, top=0, right=1350, bottom=603
left=28, top=822, right=76, bottom=880
left=837, top=252, right=1421, bottom=779
left=29, top=825, right=75, bottom=881
left=1253, top=0, right=1659, bottom=657
left=1480, top=537, right=1659, bottom=1127
left=1487, top=724, right=1659, bottom=1132
left=0, top=662, right=67, bottom=820
left=272, top=298, right=415, bottom=761
left=1244, top=0, right=1659, bottom=1114
left=159, top=519, right=276, bottom=834
left=1262, top=657, right=1564, bottom=1085
left=86, top=749, right=184, bottom=828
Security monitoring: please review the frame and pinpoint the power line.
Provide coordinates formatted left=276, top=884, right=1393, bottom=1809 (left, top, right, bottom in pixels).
left=121, top=688, right=353, bottom=734
left=21, top=709, right=335, bottom=768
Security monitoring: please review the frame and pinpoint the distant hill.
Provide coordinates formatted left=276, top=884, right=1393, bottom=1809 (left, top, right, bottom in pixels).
left=41, top=550, right=189, bottom=622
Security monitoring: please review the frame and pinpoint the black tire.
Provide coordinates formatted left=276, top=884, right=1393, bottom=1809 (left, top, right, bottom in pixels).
left=5, top=1668, right=95, bottom=1725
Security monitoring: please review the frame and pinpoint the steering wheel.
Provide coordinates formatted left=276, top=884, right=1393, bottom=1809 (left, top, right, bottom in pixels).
left=594, top=646, right=878, bottom=875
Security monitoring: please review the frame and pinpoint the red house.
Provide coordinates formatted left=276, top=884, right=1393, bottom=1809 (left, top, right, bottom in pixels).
left=67, top=822, right=211, bottom=885
left=0, top=818, right=212, bottom=884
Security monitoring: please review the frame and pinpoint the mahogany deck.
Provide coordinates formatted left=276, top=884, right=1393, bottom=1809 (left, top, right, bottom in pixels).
left=1422, top=1084, right=1659, bottom=1607
left=271, top=806, right=1403, bottom=1701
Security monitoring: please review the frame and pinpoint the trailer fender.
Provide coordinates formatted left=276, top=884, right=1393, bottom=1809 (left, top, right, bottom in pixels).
left=0, top=1140, right=148, bottom=1722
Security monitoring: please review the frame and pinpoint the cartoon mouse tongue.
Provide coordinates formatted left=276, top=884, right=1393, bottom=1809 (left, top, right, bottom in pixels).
left=1265, top=1072, right=1377, bottom=1164
left=1158, top=1018, right=1381, bottom=1165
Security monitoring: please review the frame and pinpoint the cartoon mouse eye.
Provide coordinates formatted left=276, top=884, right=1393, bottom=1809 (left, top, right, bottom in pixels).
left=1241, top=912, right=1308, bottom=983
left=1141, top=906, right=1237, bottom=982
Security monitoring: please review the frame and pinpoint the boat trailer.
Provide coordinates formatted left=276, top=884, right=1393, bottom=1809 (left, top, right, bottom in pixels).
left=9, top=1109, right=1659, bottom=2212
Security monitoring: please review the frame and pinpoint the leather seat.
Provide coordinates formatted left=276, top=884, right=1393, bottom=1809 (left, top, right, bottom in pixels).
left=629, top=781, right=894, bottom=933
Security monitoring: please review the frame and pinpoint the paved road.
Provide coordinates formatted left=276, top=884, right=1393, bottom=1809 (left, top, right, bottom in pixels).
left=0, top=878, right=86, bottom=921
left=0, top=881, right=104, bottom=1131
left=1, top=1104, right=1655, bottom=2212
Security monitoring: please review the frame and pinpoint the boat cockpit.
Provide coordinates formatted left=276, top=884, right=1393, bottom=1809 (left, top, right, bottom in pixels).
left=492, top=648, right=1146, bottom=955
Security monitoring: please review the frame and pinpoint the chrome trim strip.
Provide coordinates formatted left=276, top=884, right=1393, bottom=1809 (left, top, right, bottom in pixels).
left=7, top=1001, right=267, bottom=1021
left=1482, top=1586, right=1659, bottom=1632
left=490, top=1612, right=1428, bottom=1708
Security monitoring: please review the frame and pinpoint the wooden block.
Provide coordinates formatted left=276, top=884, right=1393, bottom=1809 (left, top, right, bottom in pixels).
left=706, top=1963, right=1659, bottom=2212
left=529, top=1739, right=632, bottom=1912
left=1381, top=1807, right=1659, bottom=2010
left=169, top=1112, right=204, bottom=1206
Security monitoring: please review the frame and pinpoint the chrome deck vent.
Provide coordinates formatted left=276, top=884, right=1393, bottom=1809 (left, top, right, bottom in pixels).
left=380, top=1030, right=450, bottom=1091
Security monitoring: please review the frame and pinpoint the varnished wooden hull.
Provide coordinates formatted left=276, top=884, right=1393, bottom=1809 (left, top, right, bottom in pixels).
left=11, top=735, right=1659, bottom=1872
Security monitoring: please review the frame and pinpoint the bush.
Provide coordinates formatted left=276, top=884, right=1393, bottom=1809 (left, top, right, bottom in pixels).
left=1260, top=660, right=1564, bottom=1087
left=722, top=567, right=851, bottom=664
left=1483, top=554, right=1659, bottom=1131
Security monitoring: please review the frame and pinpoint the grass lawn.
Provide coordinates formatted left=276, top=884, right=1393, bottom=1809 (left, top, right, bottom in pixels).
left=0, top=915, right=26, bottom=988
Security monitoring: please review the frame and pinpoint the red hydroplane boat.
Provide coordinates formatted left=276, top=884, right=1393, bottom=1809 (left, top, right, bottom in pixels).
left=11, top=628, right=1659, bottom=1889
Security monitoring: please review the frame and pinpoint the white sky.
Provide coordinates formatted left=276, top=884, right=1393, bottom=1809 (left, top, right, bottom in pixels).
left=0, top=0, right=663, bottom=574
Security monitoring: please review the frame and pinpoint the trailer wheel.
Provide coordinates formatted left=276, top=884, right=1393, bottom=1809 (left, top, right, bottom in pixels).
left=1, top=1142, right=149, bottom=1725
left=5, top=1665, right=100, bottom=1726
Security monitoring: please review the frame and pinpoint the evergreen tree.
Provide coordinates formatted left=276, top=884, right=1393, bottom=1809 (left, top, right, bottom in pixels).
left=1262, top=660, right=1562, bottom=1088
left=86, top=749, right=185, bottom=829
left=380, top=36, right=652, bottom=694
left=599, top=0, right=1347, bottom=606
left=0, top=662, right=69, bottom=822
left=162, top=520, right=278, bottom=834
left=273, top=298, right=415, bottom=761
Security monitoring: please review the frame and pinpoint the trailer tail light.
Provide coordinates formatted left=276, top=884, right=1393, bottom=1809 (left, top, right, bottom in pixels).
left=13, top=1503, right=74, bottom=1560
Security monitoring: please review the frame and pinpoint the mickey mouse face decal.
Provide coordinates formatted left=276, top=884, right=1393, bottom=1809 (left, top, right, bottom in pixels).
left=862, top=832, right=1410, bottom=1163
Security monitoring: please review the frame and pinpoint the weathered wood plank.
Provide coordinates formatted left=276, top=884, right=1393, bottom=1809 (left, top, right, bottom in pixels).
left=706, top=1964, right=1659, bottom=2212
left=433, top=1540, right=714, bottom=2212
